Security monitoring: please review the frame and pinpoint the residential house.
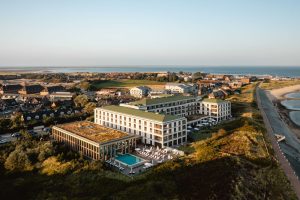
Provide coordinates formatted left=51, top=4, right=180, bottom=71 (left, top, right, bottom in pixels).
left=19, top=84, right=44, bottom=95
left=49, top=92, right=74, bottom=102
left=0, top=84, right=22, bottom=94
left=130, top=86, right=151, bottom=98
left=40, top=85, right=65, bottom=96
left=208, top=90, right=228, bottom=99
left=165, top=83, right=198, bottom=94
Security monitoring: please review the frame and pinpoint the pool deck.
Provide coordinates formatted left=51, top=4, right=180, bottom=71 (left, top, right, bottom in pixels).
left=106, top=146, right=181, bottom=176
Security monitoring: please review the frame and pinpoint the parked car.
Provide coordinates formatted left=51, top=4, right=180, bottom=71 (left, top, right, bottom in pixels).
left=43, top=127, right=51, bottom=132
left=11, top=132, right=21, bottom=137
left=0, top=139, right=8, bottom=144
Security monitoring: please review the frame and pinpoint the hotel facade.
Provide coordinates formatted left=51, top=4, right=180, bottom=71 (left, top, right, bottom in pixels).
left=199, top=98, right=231, bottom=121
left=95, top=105, right=187, bottom=148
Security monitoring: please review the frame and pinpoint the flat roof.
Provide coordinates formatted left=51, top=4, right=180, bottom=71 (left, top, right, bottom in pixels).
left=129, top=95, right=196, bottom=106
left=99, top=105, right=182, bottom=122
left=55, top=121, right=130, bottom=143
left=202, top=98, right=227, bottom=103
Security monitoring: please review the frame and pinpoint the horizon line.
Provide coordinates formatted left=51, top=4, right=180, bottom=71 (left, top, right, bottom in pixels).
left=1, top=65, right=300, bottom=68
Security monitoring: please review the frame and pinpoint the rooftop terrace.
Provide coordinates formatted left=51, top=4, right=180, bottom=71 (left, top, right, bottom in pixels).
left=56, top=121, right=129, bottom=143
left=202, top=98, right=227, bottom=103
left=129, top=95, right=196, bottom=106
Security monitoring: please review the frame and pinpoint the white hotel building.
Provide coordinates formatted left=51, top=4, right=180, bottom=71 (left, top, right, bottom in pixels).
left=94, top=95, right=231, bottom=148
left=199, top=98, right=231, bottom=121
left=120, top=95, right=231, bottom=122
left=95, top=105, right=187, bottom=148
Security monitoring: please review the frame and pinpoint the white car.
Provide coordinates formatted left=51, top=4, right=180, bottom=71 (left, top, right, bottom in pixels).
left=0, top=139, right=8, bottom=144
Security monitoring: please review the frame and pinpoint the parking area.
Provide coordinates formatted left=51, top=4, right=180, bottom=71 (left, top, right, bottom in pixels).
left=0, top=127, right=51, bottom=145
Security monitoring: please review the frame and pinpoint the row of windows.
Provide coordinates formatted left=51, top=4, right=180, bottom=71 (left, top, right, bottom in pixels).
left=52, top=129, right=100, bottom=160
left=164, top=137, right=186, bottom=147
left=145, top=100, right=197, bottom=109
left=97, top=111, right=185, bottom=127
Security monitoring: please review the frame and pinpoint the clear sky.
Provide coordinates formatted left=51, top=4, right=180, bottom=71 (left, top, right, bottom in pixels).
left=0, top=0, right=299, bottom=66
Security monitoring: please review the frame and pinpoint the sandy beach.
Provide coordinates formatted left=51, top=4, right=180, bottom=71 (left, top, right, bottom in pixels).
left=269, top=84, right=300, bottom=100
left=265, top=84, right=300, bottom=139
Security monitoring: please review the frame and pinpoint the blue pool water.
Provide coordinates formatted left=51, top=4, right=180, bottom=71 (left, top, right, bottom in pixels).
left=115, top=154, right=144, bottom=166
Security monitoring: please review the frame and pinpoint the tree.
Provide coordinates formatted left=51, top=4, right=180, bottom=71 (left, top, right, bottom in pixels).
left=20, top=129, right=33, bottom=140
left=79, top=81, right=91, bottom=91
left=11, top=112, right=24, bottom=129
left=83, top=102, right=97, bottom=114
left=0, top=118, right=12, bottom=132
left=192, top=72, right=204, bottom=82
left=4, top=147, right=34, bottom=171
left=43, top=116, right=55, bottom=125
left=74, top=94, right=89, bottom=107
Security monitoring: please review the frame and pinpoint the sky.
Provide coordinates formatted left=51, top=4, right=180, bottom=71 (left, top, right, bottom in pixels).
left=0, top=0, right=300, bottom=66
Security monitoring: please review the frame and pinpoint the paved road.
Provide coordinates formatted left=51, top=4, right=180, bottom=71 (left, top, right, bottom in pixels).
left=1, top=129, right=50, bottom=145
left=256, top=87, right=300, bottom=198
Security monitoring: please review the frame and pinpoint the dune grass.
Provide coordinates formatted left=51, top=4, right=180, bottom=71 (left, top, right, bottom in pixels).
left=260, top=80, right=300, bottom=90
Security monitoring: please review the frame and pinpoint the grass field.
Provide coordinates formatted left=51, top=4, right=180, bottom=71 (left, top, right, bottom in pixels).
left=91, top=79, right=166, bottom=89
left=260, top=80, right=300, bottom=90
left=227, top=83, right=259, bottom=118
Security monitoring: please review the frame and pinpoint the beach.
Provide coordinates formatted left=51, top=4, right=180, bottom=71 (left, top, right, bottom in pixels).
left=265, top=84, right=300, bottom=139
left=269, top=84, right=300, bottom=100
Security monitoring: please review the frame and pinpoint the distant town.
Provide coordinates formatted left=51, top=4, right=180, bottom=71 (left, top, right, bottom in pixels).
left=0, top=71, right=274, bottom=137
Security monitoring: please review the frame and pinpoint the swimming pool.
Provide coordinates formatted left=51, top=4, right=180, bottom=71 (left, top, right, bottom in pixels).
left=115, top=154, right=144, bottom=166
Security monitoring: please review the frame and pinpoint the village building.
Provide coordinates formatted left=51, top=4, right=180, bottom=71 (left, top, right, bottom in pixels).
left=0, top=84, right=22, bottom=94
left=130, top=86, right=151, bottom=98
left=40, top=85, right=65, bottom=96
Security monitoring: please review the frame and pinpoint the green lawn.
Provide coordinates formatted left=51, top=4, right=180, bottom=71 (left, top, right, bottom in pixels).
left=91, top=79, right=165, bottom=89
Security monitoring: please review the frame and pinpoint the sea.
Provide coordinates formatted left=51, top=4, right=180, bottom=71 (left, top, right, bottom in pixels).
left=281, top=92, right=300, bottom=126
left=1, top=66, right=300, bottom=77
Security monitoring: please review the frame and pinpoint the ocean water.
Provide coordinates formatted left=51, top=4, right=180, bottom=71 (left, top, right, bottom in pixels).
left=285, top=92, right=300, bottom=99
left=1, top=66, right=300, bottom=77
left=290, top=111, right=300, bottom=126
left=281, top=100, right=300, bottom=111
